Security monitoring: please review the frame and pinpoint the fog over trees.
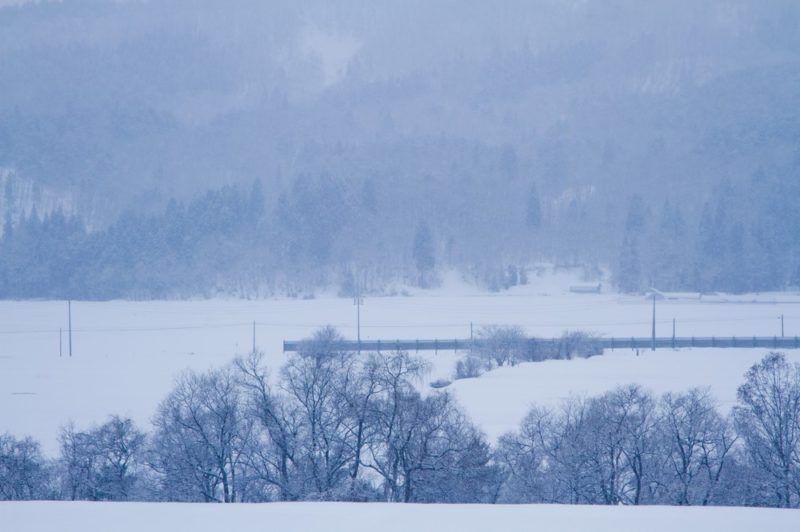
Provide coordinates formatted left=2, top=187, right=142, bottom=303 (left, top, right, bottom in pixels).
left=1, top=0, right=799, bottom=297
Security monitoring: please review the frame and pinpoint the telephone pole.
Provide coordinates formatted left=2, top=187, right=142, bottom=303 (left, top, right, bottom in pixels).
left=651, top=293, right=656, bottom=351
left=470, top=322, right=474, bottom=356
left=68, top=300, right=73, bottom=357
left=354, top=274, right=363, bottom=354
left=780, top=314, right=784, bottom=338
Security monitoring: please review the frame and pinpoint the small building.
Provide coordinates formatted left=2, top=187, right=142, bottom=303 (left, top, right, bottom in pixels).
left=644, top=288, right=666, bottom=300
left=569, top=283, right=602, bottom=294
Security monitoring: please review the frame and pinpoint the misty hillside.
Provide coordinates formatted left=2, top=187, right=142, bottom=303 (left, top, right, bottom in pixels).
left=1, top=0, right=799, bottom=298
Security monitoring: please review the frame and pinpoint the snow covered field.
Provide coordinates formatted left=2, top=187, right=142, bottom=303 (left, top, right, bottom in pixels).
left=450, top=346, right=800, bottom=441
left=2, top=501, right=799, bottom=532
left=2, top=276, right=800, bottom=527
left=1, top=274, right=800, bottom=454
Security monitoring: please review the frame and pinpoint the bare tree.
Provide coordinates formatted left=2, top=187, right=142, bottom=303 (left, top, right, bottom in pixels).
left=338, top=352, right=384, bottom=499
left=496, top=397, right=600, bottom=504
left=476, top=325, right=528, bottom=367
left=235, top=351, right=303, bottom=501
left=733, top=352, right=800, bottom=508
left=280, top=326, right=363, bottom=498
left=0, top=433, right=50, bottom=500
left=58, top=416, right=146, bottom=501
left=558, top=330, right=603, bottom=360
left=585, top=385, right=659, bottom=505
left=545, top=398, right=598, bottom=504
left=363, top=350, right=428, bottom=501
left=658, top=389, right=736, bottom=506
left=368, top=387, right=492, bottom=502
left=406, top=394, right=500, bottom=503
left=59, top=422, right=96, bottom=501
left=495, top=406, right=555, bottom=503
left=151, top=366, right=252, bottom=502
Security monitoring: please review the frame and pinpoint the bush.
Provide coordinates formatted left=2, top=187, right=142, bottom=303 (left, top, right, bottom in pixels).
left=455, top=356, right=486, bottom=379
left=0, top=433, right=51, bottom=501
left=558, top=330, right=602, bottom=359
left=476, top=325, right=528, bottom=367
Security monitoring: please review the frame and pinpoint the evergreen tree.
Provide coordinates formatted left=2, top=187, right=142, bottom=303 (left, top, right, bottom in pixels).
left=616, top=233, right=641, bottom=293
left=525, top=183, right=542, bottom=228
left=412, top=222, right=436, bottom=288
left=651, top=200, right=687, bottom=290
left=625, top=194, right=648, bottom=233
left=248, top=179, right=265, bottom=222
left=2, top=211, right=12, bottom=241
left=694, top=201, right=718, bottom=292
left=723, top=223, right=747, bottom=292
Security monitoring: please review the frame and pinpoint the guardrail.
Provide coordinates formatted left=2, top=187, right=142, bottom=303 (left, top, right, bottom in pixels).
left=283, top=336, right=800, bottom=353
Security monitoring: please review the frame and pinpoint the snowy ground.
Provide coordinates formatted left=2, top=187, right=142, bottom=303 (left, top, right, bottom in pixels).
left=450, top=347, right=800, bottom=441
left=1, top=272, right=800, bottom=454
left=2, top=501, right=799, bottom=532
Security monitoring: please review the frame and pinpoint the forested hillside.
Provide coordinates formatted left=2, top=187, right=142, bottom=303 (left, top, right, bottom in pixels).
left=1, top=0, right=799, bottom=298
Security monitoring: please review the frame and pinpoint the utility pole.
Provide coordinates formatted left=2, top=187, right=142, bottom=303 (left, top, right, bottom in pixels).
left=68, top=300, right=73, bottom=357
left=470, top=322, right=474, bottom=356
left=780, top=314, right=784, bottom=338
left=672, top=318, right=676, bottom=342
left=354, top=274, right=363, bottom=354
left=651, top=293, right=656, bottom=351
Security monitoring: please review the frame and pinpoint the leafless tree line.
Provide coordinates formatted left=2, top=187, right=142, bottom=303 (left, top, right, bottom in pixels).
left=456, top=326, right=602, bottom=379
left=497, top=352, right=800, bottom=508
left=2, top=334, right=799, bottom=507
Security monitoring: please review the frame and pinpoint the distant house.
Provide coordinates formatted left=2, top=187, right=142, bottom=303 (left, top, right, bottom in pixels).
left=644, top=289, right=702, bottom=300
left=569, top=283, right=602, bottom=294
left=643, top=288, right=666, bottom=300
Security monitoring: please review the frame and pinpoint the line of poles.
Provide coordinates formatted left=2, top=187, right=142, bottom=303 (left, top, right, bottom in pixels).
left=22, top=301, right=795, bottom=357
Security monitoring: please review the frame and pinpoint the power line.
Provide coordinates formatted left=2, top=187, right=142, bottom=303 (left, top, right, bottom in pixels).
left=0, top=316, right=795, bottom=336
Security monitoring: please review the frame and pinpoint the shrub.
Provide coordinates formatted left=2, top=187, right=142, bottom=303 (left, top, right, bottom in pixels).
left=455, top=356, right=486, bottom=379
left=476, top=325, right=528, bottom=367
left=558, top=330, right=602, bottom=359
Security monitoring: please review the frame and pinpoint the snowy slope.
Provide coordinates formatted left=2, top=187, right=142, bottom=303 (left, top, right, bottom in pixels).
left=2, top=501, right=799, bottom=532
